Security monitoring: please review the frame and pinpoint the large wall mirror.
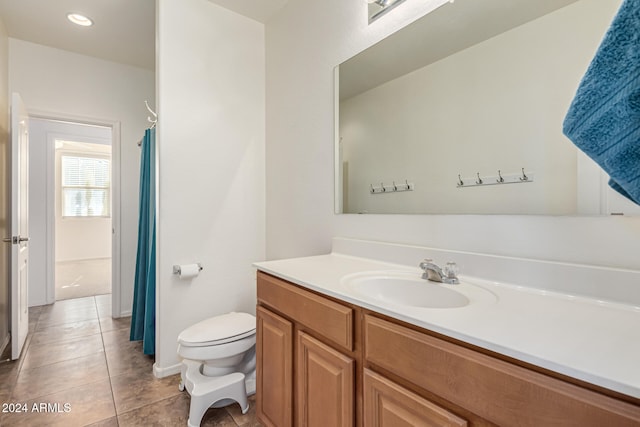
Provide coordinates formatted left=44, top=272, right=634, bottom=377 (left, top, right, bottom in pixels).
left=335, top=0, right=638, bottom=215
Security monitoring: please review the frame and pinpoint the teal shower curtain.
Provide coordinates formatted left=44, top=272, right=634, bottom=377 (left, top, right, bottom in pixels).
left=130, top=127, right=156, bottom=355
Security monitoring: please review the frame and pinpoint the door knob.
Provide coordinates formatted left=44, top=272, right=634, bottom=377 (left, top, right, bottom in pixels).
left=18, top=236, right=29, bottom=242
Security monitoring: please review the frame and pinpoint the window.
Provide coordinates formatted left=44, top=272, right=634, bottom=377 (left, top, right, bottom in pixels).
left=61, top=155, right=111, bottom=217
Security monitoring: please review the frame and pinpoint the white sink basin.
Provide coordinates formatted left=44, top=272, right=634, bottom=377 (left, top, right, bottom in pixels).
left=340, top=271, right=497, bottom=309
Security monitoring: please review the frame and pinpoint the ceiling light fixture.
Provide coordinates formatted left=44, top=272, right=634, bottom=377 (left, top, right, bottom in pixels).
left=67, top=13, right=93, bottom=27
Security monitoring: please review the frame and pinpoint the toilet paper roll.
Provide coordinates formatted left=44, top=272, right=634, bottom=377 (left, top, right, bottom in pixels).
left=177, top=264, right=201, bottom=279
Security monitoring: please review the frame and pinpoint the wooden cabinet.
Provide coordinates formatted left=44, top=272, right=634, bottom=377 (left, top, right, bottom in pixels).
left=256, top=271, right=640, bottom=427
left=256, top=306, right=293, bottom=427
left=257, top=272, right=356, bottom=427
left=363, top=369, right=467, bottom=427
left=364, top=314, right=640, bottom=427
left=297, top=331, right=354, bottom=426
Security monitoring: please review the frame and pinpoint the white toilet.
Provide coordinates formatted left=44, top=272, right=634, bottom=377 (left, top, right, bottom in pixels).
left=177, top=312, right=257, bottom=427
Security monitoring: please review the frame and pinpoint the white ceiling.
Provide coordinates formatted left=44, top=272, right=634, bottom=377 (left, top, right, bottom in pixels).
left=0, top=0, right=287, bottom=71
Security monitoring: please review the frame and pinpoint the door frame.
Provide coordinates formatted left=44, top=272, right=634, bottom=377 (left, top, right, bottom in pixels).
left=30, top=109, right=122, bottom=318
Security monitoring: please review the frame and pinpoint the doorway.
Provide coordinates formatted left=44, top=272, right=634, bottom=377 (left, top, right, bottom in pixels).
left=29, top=118, right=119, bottom=307
left=55, top=138, right=112, bottom=300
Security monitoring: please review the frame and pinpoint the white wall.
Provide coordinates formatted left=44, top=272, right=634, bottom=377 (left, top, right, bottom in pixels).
left=156, top=0, right=265, bottom=373
left=9, top=39, right=154, bottom=314
left=341, top=3, right=607, bottom=215
left=265, top=0, right=640, bottom=271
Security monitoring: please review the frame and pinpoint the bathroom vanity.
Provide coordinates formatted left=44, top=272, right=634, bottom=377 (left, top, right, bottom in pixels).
left=254, top=239, right=640, bottom=426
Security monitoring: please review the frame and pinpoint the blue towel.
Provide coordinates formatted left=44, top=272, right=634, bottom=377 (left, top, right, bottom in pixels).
left=563, top=0, right=640, bottom=206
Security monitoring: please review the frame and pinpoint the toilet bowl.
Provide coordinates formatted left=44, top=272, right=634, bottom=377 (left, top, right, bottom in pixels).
left=177, top=312, right=256, bottom=427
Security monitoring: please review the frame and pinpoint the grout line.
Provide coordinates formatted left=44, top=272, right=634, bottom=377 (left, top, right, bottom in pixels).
left=96, top=295, right=120, bottom=426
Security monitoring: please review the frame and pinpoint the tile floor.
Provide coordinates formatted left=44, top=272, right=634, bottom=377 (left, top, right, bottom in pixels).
left=55, top=258, right=112, bottom=301
left=0, top=295, right=260, bottom=426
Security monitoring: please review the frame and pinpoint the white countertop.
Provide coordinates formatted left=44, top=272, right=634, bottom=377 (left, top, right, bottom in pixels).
left=254, top=253, right=640, bottom=399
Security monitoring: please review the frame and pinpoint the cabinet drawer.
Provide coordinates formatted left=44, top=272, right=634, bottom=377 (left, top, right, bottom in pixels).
left=364, top=369, right=467, bottom=427
left=257, top=272, right=353, bottom=351
left=364, top=315, right=640, bottom=427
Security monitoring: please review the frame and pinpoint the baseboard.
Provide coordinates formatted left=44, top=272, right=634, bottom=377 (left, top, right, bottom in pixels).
left=153, top=362, right=181, bottom=379
left=118, top=309, right=132, bottom=318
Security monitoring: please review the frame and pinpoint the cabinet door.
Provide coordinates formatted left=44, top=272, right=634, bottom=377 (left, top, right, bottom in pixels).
left=364, top=369, right=467, bottom=427
left=297, top=331, right=354, bottom=427
left=257, top=306, right=293, bottom=427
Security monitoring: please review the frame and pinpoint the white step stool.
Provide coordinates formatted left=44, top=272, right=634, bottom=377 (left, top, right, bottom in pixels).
left=181, top=359, right=249, bottom=427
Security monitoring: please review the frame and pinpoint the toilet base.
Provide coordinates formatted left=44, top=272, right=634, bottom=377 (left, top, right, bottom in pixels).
left=181, top=359, right=249, bottom=427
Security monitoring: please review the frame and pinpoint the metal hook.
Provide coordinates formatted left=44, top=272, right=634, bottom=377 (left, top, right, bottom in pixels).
left=520, top=168, right=529, bottom=181
left=457, top=175, right=464, bottom=186
left=497, top=170, right=504, bottom=183
left=476, top=172, right=483, bottom=185
left=392, top=181, right=397, bottom=191
left=405, top=179, right=409, bottom=190
left=144, top=100, right=158, bottom=127
left=370, top=184, right=375, bottom=193
left=381, top=182, right=386, bottom=192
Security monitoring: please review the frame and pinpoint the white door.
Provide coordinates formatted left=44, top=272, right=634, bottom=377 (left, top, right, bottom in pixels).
left=10, top=93, right=29, bottom=360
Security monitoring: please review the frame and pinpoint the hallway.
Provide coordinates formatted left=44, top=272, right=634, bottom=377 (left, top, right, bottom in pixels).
left=0, top=296, right=259, bottom=426
left=55, top=259, right=112, bottom=301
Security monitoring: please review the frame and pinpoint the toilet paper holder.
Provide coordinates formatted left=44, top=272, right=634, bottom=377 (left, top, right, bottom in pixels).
left=173, top=263, right=204, bottom=275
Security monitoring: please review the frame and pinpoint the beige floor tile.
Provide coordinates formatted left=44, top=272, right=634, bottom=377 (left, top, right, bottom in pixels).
left=6, top=294, right=260, bottom=426
left=30, top=319, right=101, bottom=346
left=202, top=405, right=243, bottom=427
left=41, top=296, right=97, bottom=314
left=99, top=315, right=131, bottom=333
left=21, top=334, right=104, bottom=370
left=97, top=303, right=112, bottom=319
left=12, top=352, right=109, bottom=401
left=0, top=378, right=115, bottom=427
left=94, top=294, right=111, bottom=306
left=37, top=306, right=99, bottom=329
left=28, top=307, right=42, bottom=333
left=111, top=371, right=182, bottom=414
left=104, top=344, right=155, bottom=378
left=118, top=392, right=240, bottom=427
left=117, top=393, right=191, bottom=426
left=102, top=328, right=155, bottom=377
left=85, top=416, right=119, bottom=426
left=226, top=394, right=259, bottom=426
left=28, top=305, right=44, bottom=317
left=0, top=360, right=20, bottom=403
left=100, top=317, right=131, bottom=342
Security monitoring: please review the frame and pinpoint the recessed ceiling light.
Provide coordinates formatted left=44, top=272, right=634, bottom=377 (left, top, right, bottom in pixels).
left=67, top=13, right=93, bottom=27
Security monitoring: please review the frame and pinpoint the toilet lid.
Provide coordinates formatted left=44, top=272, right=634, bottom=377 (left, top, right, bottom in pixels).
left=178, top=312, right=256, bottom=347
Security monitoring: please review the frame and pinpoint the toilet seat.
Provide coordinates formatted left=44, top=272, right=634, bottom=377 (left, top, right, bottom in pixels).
left=178, top=312, right=256, bottom=347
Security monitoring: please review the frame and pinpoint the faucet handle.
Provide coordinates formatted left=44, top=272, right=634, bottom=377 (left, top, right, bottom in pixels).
left=443, top=262, right=459, bottom=284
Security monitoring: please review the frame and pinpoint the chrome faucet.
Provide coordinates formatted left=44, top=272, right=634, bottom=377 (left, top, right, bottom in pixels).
left=419, top=259, right=459, bottom=284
